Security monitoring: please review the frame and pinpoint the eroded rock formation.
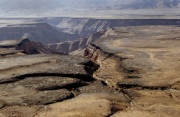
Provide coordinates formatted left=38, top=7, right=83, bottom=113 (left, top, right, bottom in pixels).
left=0, top=38, right=59, bottom=55
left=0, top=25, right=180, bottom=117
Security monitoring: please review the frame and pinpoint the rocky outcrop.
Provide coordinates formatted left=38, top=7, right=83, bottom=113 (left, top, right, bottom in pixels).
left=15, top=38, right=56, bottom=54
left=47, top=30, right=107, bottom=54
left=0, top=38, right=58, bottom=55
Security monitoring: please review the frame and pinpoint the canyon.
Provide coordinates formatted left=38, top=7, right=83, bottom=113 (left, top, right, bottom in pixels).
left=1, top=18, right=180, bottom=54
left=0, top=17, right=180, bottom=116
left=42, top=18, right=180, bottom=54
left=0, top=1, right=179, bottom=116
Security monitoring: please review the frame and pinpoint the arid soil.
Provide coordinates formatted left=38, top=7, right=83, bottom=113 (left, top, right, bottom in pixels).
left=0, top=52, right=128, bottom=117
left=0, top=25, right=180, bottom=117
left=92, top=25, right=180, bottom=117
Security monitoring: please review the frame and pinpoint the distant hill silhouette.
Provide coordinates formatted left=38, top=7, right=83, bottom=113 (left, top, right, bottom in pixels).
left=0, top=0, right=179, bottom=11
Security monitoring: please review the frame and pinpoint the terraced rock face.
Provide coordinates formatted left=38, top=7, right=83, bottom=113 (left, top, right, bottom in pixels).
left=41, top=18, right=180, bottom=37
left=48, top=31, right=106, bottom=54
left=0, top=54, right=129, bottom=117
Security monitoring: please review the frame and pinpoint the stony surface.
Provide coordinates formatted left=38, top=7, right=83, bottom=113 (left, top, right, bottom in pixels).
left=0, top=53, right=128, bottom=117
left=0, top=54, right=93, bottom=83
left=112, top=89, right=180, bottom=117
left=0, top=48, right=25, bottom=59
left=91, top=25, right=180, bottom=117
left=35, top=93, right=130, bottom=117
left=93, top=26, right=180, bottom=88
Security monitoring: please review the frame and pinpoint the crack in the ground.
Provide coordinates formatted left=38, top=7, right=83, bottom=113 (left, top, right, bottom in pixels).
left=0, top=73, right=94, bottom=84
left=118, top=83, right=170, bottom=90
left=44, top=93, right=75, bottom=105
left=88, top=44, right=180, bottom=117
left=91, top=44, right=177, bottom=91
left=0, top=60, right=52, bottom=72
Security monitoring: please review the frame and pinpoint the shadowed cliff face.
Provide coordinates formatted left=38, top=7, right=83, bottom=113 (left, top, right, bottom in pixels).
left=44, top=18, right=180, bottom=54
left=0, top=38, right=57, bottom=55
left=0, top=23, right=78, bottom=45
left=47, top=31, right=106, bottom=54
left=42, top=18, right=180, bottom=54
left=15, top=39, right=56, bottom=55
left=41, top=18, right=180, bottom=37
left=0, top=18, right=180, bottom=47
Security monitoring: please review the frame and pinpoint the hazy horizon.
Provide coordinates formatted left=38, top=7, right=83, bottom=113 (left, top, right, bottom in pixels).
left=0, top=0, right=180, bottom=19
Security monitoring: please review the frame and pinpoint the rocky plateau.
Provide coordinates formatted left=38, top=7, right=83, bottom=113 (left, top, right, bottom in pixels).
left=0, top=24, right=179, bottom=117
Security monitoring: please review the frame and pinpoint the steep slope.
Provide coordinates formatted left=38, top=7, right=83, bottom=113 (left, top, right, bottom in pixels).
left=41, top=18, right=180, bottom=37
left=44, top=18, right=180, bottom=54
left=40, top=18, right=110, bottom=37
left=0, top=22, right=78, bottom=44
left=47, top=30, right=108, bottom=54
left=15, top=38, right=57, bottom=54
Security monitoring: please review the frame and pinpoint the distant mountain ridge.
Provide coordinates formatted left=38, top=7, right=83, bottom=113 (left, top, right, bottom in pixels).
left=0, top=0, right=179, bottom=11
left=58, top=0, right=180, bottom=9
left=114, top=0, right=180, bottom=9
